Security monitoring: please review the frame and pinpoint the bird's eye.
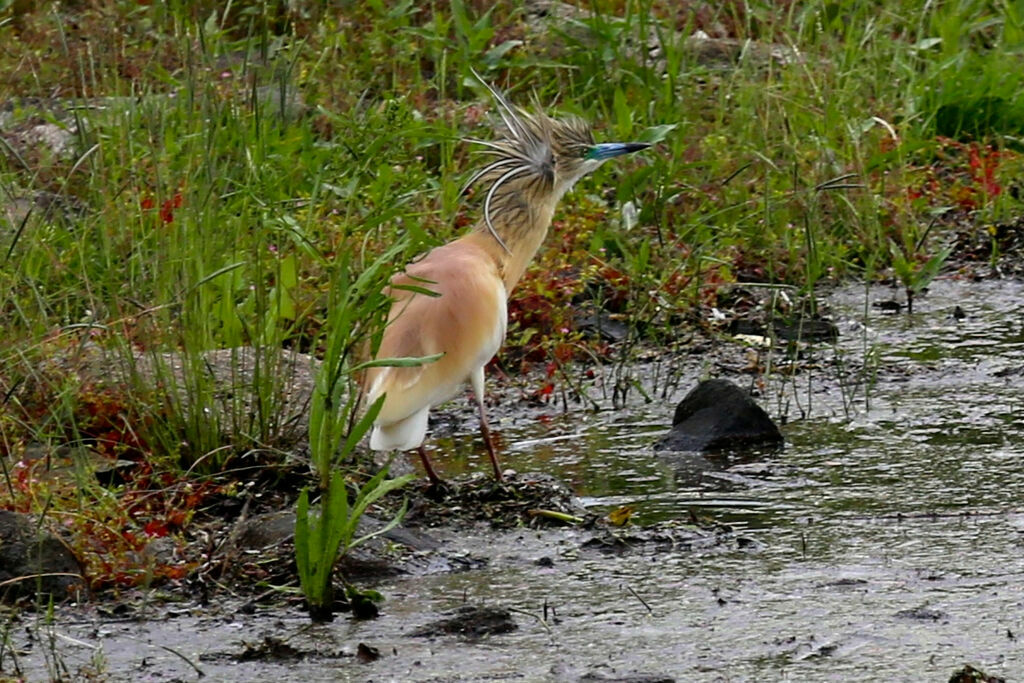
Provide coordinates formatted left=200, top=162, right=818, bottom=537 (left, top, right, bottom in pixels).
left=560, top=146, right=582, bottom=160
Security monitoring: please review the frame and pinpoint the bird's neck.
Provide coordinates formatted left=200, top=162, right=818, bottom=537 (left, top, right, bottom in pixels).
left=467, top=193, right=560, bottom=293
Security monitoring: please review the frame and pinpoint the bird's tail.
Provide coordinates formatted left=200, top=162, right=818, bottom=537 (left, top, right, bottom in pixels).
left=368, top=407, right=429, bottom=452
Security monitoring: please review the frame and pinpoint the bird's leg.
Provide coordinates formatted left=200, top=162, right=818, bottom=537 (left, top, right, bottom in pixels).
left=471, top=366, right=504, bottom=481
left=477, top=401, right=503, bottom=481
left=416, top=445, right=444, bottom=486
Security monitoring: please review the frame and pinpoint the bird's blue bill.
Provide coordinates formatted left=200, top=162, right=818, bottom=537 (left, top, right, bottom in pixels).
left=586, top=142, right=651, bottom=160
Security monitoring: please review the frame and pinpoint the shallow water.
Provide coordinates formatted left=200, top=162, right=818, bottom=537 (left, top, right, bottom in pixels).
left=14, top=279, right=1024, bottom=681
left=362, top=279, right=1024, bottom=681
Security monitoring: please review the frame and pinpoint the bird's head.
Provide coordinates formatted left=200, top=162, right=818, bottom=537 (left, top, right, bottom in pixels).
left=547, top=116, right=650, bottom=196
left=463, top=74, right=649, bottom=251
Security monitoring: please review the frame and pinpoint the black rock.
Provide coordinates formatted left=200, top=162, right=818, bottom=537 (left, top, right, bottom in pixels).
left=348, top=591, right=380, bottom=620
left=226, top=510, right=438, bottom=554
left=948, top=663, right=1006, bottom=683
left=576, top=310, right=630, bottom=342
left=654, top=379, right=783, bottom=452
left=0, top=510, right=85, bottom=603
left=772, top=318, right=838, bottom=343
left=873, top=299, right=903, bottom=314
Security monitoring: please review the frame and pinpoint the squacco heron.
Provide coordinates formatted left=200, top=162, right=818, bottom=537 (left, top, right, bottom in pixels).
left=365, top=77, right=649, bottom=484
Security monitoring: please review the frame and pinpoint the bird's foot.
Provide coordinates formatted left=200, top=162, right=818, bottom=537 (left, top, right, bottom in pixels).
left=423, top=477, right=453, bottom=501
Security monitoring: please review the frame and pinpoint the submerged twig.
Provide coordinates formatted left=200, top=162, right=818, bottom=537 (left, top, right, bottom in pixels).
left=155, top=643, right=207, bottom=678
left=123, top=635, right=206, bottom=678
left=623, top=583, right=653, bottom=615
left=506, top=606, right=554, bottom=636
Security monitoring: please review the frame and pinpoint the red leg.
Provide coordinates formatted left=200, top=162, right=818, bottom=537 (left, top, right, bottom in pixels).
left=470, top=366, right=504, bottom=481
left=477, top=402, right=503, bottom=481
left=473, top=388, right=503, bottom=481
left=417, top=445, right=443, bottom=485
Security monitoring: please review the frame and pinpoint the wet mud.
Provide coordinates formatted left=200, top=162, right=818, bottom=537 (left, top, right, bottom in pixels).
left=6, top=278, right=1024, bottom=681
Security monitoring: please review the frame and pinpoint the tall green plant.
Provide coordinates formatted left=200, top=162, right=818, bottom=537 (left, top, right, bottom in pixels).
left=294, top=239, right=434, bottom=621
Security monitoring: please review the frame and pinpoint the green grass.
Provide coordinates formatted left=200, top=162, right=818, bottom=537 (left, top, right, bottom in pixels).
left=1, top=0, right=1024, bottom=589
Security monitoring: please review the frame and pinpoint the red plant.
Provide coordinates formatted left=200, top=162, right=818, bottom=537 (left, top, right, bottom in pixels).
left=0, top=379, right=225, bottom=590
left=903, top=138, right=1008, bottom=211
left=967, top=144, right=1002, bottom=200
left=140, top=191, right=184, bottom=224
left=75, top=387, right=150, bottom=457
left=159, top=193, right=183, bottom=224
left=506, top=267, right=583, bottom=362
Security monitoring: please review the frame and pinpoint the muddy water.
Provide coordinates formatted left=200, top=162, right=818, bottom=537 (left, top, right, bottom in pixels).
left=15, top=279, right=1024, bottom=681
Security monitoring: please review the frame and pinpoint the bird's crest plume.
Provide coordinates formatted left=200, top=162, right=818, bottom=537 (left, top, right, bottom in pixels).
left=461, top=69, right=591, bottom=255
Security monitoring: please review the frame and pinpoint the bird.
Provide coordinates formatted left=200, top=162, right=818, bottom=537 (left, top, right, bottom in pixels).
left=364, top=75, right=650, bottom=485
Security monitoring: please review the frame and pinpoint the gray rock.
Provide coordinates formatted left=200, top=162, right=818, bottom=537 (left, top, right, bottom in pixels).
left=730, top=316, right=839, bottom=343
left=254, top=84, right=308, bottom=120
left=133, top=346, right=320, bottom=448
left=2, top=190, right=88, bottom=232
left=228, top=510, right=297, bottom=552
left=224, top=509, right=438, bottom=555
left=523, top=0, right=803, bottom=72
left=576, top=310, right=629, bottom=342
left=654, top=379, right=783, bottom=452
left=1, top=120, right=77, bottom=159
left=0, top=510, right=85, bottom=603
left=25, top=122, right=75, bottom=155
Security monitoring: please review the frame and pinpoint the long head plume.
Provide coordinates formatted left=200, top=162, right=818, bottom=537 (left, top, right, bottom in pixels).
left=461, top=72, right=556, bottom=254
left=461, top=70, right=649, bottom=254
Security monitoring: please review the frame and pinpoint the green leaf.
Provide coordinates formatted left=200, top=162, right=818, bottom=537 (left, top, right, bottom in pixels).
left=350, top=353, right=444, bottom=373
left=390, top=282, right=441, bottom=297
left=346, top=585, right=385, bottom=603
left=203, top=9, right=219, bottom=36
left=190, top=261, right=246, bottom=292
left=451, top=0, right=471, bottom=40
left=613, top=87, right=631, bottom=139
left=637, top=123, right=678, bottom=144
left=636, top=238, right=651, bottom=271
left=887, top=239, right=914, bottom=284
left=339, top=394, right=386, bottom=462
left=387, top=0, right=417, bottom=19
left=484, top=39, right=523, bottom=65
left=911, top=37, right=943, bottom=52
left=351, top=492, right=412, bottom=548
left=911, top=247, right=951, bottom=293
left=271, top=286, right=296, bottom=321
left=280, top=253, right=298, bottom=289
left=323, top=470, right=350, bottom=563
left=295, top=488, right=318, bottom=601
